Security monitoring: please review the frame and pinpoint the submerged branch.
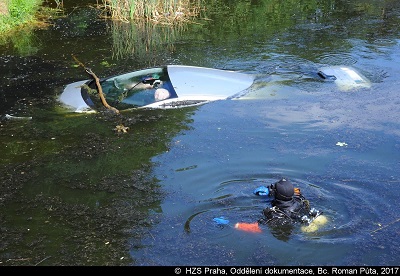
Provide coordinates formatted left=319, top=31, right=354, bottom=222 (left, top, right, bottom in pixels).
left=71, top=54, right=120, bottom=114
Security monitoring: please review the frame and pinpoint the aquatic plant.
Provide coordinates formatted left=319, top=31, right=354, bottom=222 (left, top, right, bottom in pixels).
left=99, top=0, right=204, bottom=24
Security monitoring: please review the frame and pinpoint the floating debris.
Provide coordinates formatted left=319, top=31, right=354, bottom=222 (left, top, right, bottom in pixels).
left=336, top=142, right=348, bottom=147
left=5, top=114, right=32, bottom=120
left=114, top=124, right=129, bottom=133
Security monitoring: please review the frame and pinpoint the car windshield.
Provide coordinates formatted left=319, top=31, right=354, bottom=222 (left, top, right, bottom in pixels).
left=82, top=66, right=177, bottom=109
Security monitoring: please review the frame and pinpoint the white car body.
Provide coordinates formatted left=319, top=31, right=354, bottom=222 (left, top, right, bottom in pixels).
left=59, top=64, right=371, bottom=113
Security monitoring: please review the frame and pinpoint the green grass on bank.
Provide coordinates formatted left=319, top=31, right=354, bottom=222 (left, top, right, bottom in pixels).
left=0, top=0, right=203, bottom=36
left=0, top=0, right=44, bottom=34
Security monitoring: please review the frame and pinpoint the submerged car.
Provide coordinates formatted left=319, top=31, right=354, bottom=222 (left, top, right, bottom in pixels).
left=59, top=64, right=371, bottom=113
left=316, top=65, right=371, bottom=92
left=59, top=65, right=255, bottom=113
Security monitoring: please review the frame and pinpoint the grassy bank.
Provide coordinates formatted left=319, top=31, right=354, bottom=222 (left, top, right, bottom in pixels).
left=0, top=0, right=45, bottom=34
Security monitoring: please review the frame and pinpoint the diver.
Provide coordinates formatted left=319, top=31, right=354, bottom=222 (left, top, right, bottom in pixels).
left=214, top=178, right=327, bottom=240
left=253, top=178, right=327, bottom=239
left=254, top=178, right=318, bottom=225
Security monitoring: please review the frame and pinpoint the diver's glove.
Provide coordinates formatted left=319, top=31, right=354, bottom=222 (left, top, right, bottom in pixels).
left=253, top=186, right=270, bottom=196
left=213, top=216, right=230, bottom=225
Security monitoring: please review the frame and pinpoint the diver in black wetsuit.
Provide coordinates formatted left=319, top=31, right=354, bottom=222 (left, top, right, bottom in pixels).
left=213, top=178, right=326, bottom=240
left=254, top=178, right=323, bottom=240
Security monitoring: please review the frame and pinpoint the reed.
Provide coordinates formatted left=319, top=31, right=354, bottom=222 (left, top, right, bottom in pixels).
left=100, top=0, right=204, bottom=24
left=110, top=18, right=188, bottom=61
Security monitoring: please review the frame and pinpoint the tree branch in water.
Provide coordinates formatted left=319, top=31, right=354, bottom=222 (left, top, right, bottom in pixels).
left=71, top=55, right=120, bottom=114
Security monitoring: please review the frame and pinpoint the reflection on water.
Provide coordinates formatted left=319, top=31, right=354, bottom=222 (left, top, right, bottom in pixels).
left=110, top=20, right=188, bottom=63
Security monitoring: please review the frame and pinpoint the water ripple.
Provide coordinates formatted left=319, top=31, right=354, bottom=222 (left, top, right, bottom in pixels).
left=316, top=52, right=358, bottom=66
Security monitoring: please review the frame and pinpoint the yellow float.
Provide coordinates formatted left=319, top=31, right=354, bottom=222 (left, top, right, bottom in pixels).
left=301, top=215, right=328, bottom=233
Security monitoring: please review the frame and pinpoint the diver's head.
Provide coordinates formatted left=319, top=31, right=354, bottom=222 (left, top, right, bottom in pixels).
left=273, top=178, right=294, bottom=201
